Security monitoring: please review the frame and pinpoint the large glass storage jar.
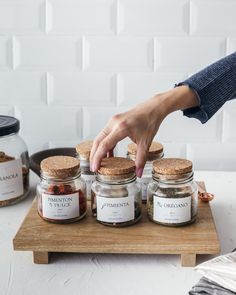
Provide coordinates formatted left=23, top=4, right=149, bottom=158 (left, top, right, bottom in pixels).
left=76, top=140, right=95, bottom=200
left=147, top=158, right=198, bottom=227
left=0, top=115, right=29, bottom=207
left=37, top=156, right=86, bottom=223
left=91, top=157, right=142, bottom=227
left=127, top=141, right=164, bottom=203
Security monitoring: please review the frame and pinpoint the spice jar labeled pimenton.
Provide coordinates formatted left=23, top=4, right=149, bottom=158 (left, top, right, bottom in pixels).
left=147, top=158, right=198, bottom=227
left=76, top=140, right=95, bottom=200
left=37, top=156, right=86, bottom=223
left=0, top=116, right=29, bottom=207
left=91, top=157, right=142, bottom=227
left=127, top=141, right=164, bottom=203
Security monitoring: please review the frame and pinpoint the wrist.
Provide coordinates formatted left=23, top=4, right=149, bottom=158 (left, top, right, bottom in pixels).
left=152, top=85, right=199, bottom=117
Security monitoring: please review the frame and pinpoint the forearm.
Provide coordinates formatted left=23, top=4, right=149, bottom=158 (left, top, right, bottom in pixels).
left=150, top=86, right=199, bottom=119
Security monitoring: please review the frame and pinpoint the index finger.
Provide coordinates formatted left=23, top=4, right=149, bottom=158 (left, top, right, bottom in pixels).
left=90, top=130, right=108, bottom=171
left=92, top=129, right=127, bottom=172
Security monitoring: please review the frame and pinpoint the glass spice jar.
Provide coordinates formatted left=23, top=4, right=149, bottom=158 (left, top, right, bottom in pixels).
left=147, top=158, right=198, bottom=227
left=76, top=140, right=95, bottom=201
left=0, top=115, right=29, bottom=207
left=37, top=156, right=87, bottom=223
left=127, top=141, right=164, bottom=203
left=91, top=157, right=142, bottom=227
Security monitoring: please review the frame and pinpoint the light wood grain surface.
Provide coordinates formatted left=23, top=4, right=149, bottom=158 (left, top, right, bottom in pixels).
left=13, top=182, right=220, bottom=266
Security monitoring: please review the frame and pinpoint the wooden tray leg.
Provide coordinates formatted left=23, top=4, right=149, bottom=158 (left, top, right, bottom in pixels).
left=181, top=253, right=196, bottom=267
left=33, top=251, right=50, bottom=264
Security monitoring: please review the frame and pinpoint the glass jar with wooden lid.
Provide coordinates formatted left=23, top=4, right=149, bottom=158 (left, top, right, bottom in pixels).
left=37, top=156, right=87, bottom=223
left=0, top=115, right=29, bottom=207
left=76, top=140, right=95, bottom=200
left=91, top=157, right=142, bottom=227
left=147, top=158, right=198, bottom=226
left=127, top=141, right=164, bottom=203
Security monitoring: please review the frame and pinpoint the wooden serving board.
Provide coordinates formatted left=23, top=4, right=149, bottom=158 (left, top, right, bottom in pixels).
left=13, top=182, right=220, bottom=267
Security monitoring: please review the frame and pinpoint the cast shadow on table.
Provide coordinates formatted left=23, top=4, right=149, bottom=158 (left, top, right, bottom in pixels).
left=48, top=252, right=216, bottom=267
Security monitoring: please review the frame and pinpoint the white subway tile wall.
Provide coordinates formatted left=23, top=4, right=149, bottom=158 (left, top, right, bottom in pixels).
left=0, top=0, right=235, bottom=170
left=84, top=37, right=153, bottom=71
left=155, top=37, right=225, bottom=72
left=190, top=0, right=236, bottom=37
left=0, top=0, right=45, bottom=34
left=0, top=37, right=11, bottom=69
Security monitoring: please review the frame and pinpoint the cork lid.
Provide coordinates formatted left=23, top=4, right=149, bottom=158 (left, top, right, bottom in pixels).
left=76, top=140, right=93, bottom=160
left=128, top=141, right=163, bottom=160
left=98, top=157, right=135, bottom=176
left=41, top=156, right=80, bottom=178
left=153, top=158, right=193, bottom=175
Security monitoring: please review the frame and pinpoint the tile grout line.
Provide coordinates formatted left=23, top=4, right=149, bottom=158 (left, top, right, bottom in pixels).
left=188, top=0, right=192, bottom=36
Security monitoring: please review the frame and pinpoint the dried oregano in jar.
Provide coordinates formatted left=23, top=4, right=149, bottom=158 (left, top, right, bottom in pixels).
left=147, top=158, right=198, bottom=226
left=0, top=116, right=29, bottom=207
left=91, top=157, right=142, bottom=227
left=37, top=156, right=86, bottom=223
left=127, top=141, right=164, bottom=203
left=76, top=140, right=95, bottom=201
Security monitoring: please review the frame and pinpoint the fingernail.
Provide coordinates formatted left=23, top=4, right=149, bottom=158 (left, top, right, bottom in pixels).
left=90, top=163, right=95, bottom=172
left=93, top=163, right=98, bottom=172
left=135, top=168, right=143, bottom=178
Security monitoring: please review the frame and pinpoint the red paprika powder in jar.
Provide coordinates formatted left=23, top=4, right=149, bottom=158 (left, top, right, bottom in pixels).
left=37, top=156, right=87, bottom=223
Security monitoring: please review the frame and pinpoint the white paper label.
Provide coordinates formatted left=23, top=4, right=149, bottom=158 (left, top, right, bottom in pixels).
left=0, top=159, right=23, bottom=201
left=42, top=192, right=80, bottom=220
left=97, top=195, right=135, bottom=223
left=153, top=196, right=191, bottom=224
left=81, top=173, right=95, bottom=200
left=138, top=176, right=151, bottom=201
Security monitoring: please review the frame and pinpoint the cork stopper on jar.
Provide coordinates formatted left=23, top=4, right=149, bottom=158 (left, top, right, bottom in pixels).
left=76, top=140, right=93, bottom=160
left=153, top=158, right=193, bottom=175
left=128, top=141, right=163, bottom=161
left=41, top=156, right=80, bottom=178
left=98, top=157, right=135, bottom=176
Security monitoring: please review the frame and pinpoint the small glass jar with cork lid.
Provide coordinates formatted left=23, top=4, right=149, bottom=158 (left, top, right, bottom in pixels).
left=127, top=141, right=164, bottom=203
left=147, top=158, right=198, bottom=227
left=76, top=140, right=95, bottom=200
left=91, top=157, right=142, bottom=227
left=37, top=156, right=87, bottom=223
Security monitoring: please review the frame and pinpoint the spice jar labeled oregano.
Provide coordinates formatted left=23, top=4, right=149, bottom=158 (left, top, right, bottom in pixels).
left=37, top=156, right=86, bottom=223
left=91, top=157, right=142, bottom=227
left=147, top=158, right=198, bottom=226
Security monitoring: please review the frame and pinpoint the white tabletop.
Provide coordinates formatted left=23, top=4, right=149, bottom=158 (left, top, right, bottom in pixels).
left=1, top=171, right=236, bottom=295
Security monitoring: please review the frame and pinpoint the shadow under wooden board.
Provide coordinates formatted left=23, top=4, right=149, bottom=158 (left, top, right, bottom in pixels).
left=13, top=182, right=220, bottom=267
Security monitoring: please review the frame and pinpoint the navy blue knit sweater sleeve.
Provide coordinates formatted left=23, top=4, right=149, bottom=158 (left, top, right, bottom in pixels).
left=177, top=52, right=236, bottom=123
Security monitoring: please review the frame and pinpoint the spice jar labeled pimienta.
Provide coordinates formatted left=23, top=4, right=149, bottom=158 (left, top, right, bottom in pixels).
left=127, top=141, right=164, bottom=203
left=76, top=140, right=95, bottom=200
left=147, top=158, right=198, bottom=226
left=0, top=115, right=29, bottom=207
left=91, top=157, right=142, bottom=227
left=37, top=156, right=86, bottom=223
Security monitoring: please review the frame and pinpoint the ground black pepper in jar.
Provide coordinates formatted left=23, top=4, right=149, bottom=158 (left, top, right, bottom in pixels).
left=37, top=156, right=86, bottom=223
left=147, top=158, right=198, bottom=226
left=91, top=157, right=142, bottom=227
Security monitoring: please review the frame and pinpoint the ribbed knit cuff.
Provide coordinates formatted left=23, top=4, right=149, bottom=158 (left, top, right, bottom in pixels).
left=176, top=52, right=236, bottom=124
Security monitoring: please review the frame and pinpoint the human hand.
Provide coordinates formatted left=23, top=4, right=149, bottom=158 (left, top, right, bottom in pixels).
left=90, top=86, right=198, bottom=177
left=90, top=96, right=167, bottom=177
